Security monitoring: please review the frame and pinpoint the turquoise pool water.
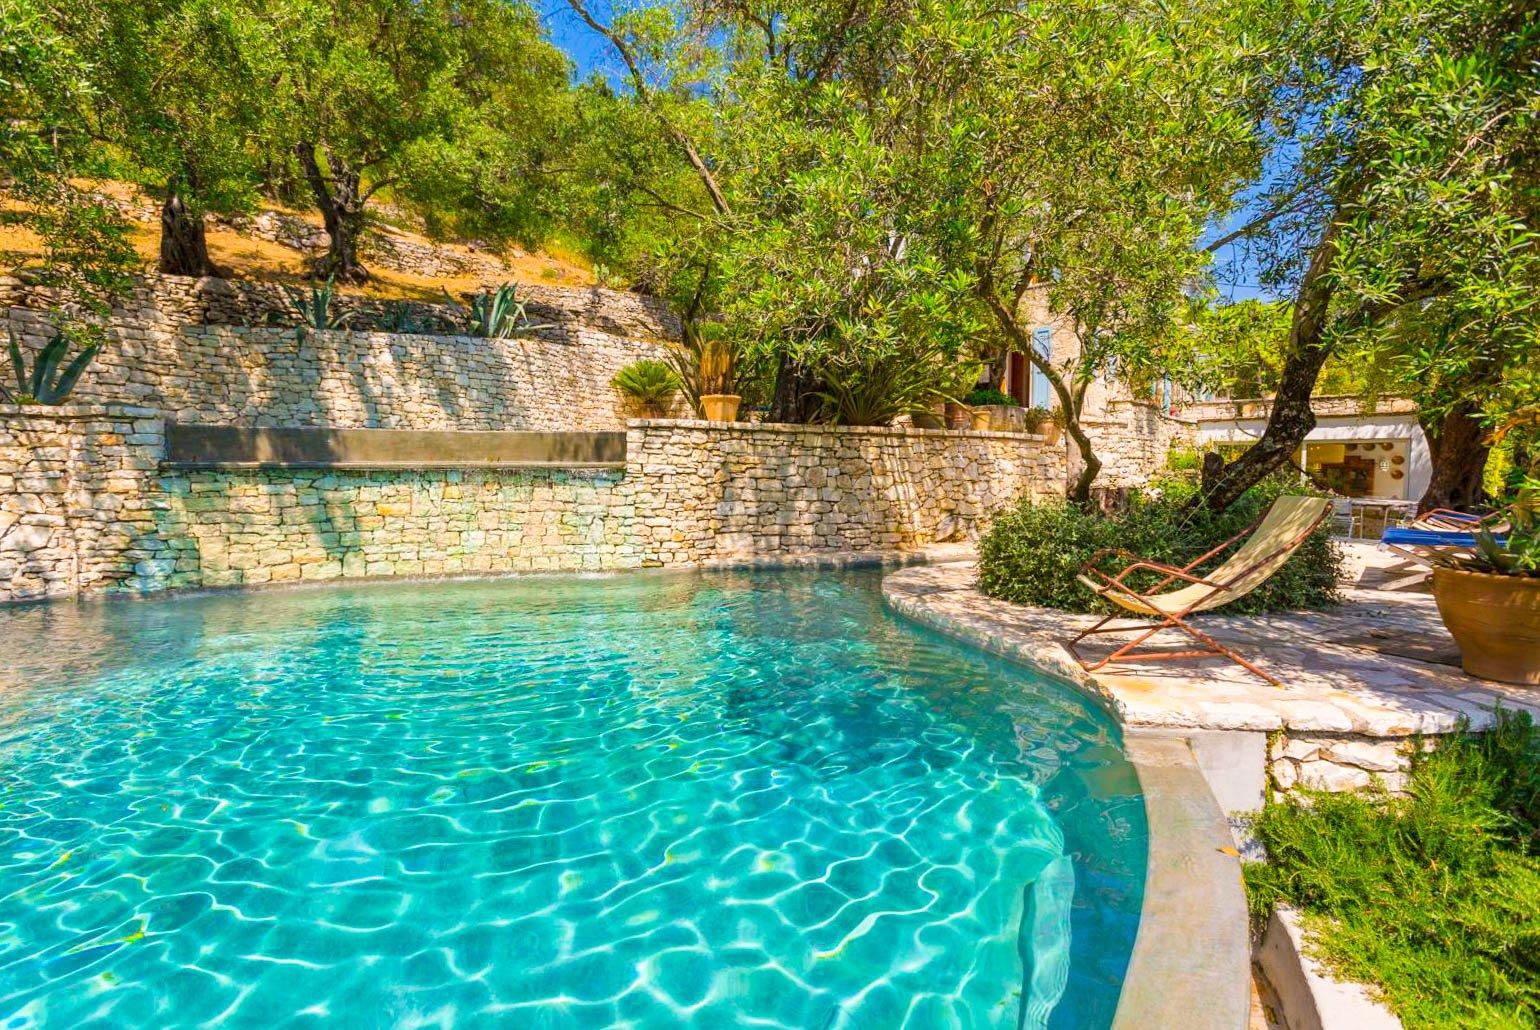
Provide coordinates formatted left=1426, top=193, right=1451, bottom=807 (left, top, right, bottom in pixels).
left=0, top=569, right=1145, bottom=1028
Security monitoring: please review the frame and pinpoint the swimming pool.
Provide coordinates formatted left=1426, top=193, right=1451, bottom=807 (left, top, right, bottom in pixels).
left=0, top=569, right=1145, bottom=1027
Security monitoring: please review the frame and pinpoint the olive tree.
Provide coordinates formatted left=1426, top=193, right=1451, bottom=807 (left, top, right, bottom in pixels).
left=1195, top=0, right=1540, bottom=512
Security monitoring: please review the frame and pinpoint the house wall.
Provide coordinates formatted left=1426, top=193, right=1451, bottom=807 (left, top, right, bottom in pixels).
left=1191, top=400, right=1431, bottom=501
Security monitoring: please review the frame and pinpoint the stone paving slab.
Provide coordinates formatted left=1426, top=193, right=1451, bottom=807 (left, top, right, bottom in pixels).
left=883, top=561, right=1540, bottom=738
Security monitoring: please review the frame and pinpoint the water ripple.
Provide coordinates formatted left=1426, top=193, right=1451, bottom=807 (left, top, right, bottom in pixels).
left=0, top=570, right=1144, bottom=1028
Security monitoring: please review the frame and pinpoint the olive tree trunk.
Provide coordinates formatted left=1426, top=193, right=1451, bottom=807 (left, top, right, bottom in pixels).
left=157, top=190, right=215, bottom=277
left=294, top=142, right=370, bottom=284
left=1418, top=401, right=1490, bottom=512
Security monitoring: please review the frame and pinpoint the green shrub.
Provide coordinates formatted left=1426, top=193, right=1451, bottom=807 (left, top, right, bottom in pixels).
left=964, top=386, right=1016, bottom=407
left=612, top=359, right=682, bottom=410
left=1244, top=709, right=1540, bottom=1027
left=976, top=475, right=1341, bottom=614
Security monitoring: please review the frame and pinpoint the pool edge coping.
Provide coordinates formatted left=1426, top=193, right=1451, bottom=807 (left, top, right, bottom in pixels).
left=881, top=566, right=1252, bottom=1030
left=0, top=544, right=975, bottom=610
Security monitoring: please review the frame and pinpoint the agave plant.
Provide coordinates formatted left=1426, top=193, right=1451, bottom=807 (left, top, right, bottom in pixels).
left=281, top=277, right=352, bottom=340
left=443, top=283, right=554, bottom=339
left=3, top=328, right=100, bottom=405
left=378, top=300, right=431, bottom=334
left=612, top=359, right=682, bottom=415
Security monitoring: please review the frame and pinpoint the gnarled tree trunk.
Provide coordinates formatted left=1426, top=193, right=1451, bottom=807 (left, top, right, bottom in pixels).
left=1199, top=216, right=1344, bottom=511
left=294, top=141, right=369, bottom=284
left=158, top=190, right=215, bottom=277
left=1419, top=401, right=1490, bottom=512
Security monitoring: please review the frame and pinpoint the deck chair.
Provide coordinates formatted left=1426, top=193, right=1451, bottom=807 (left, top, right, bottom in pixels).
left=1067, top=495, right=1333, bottom=687
left=1381, top=507, right=1508, bottom=566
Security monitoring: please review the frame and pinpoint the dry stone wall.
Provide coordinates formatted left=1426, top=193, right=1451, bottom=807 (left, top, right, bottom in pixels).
left=1269, top=732, right=1423, bottom=794
left=3, top=315, right=666, bottom=432
left=624, top=421, right=1065, bottom=564
left=0, top=271, right=680, bottom=340
left=0, top=405, right=169, bottom=601
left=1080, top=401, right=1194, bottom=489
left=0, top=412, right=1061, bottom=602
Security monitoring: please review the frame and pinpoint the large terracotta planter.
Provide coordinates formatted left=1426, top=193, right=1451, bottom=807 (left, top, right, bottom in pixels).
left=970, top=404, right=1026, bottom=432
left=1432, top=566, right=1540, bottom=685
left=699, top=393, right=741, bottom=421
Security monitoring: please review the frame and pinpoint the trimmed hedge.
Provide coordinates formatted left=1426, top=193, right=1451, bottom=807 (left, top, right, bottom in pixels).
left=977, top=475, right=1342, bottom=615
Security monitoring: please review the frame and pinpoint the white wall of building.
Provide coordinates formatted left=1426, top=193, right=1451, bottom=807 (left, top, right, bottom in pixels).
left=1195, top=413, right=1431, bottom=501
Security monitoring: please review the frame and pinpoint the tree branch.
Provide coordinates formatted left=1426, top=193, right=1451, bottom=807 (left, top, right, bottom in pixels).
left=565, top=0, right=733, bottom=218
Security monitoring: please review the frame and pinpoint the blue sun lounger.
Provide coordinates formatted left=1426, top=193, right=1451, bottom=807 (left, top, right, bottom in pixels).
left=1380, top=525, right=1508, bottom=565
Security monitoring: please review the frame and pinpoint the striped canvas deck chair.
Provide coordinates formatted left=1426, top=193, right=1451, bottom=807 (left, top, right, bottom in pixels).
left=1067, top=496, right=1333, bottom=687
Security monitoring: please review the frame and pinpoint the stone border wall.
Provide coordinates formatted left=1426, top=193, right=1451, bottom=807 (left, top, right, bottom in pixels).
left=1, top=315, right=672, bottom=433
left=0, top=271, right=679, bottom=340
left=1, top=412, right=1062, bottom=602
left=624, top=421, right=1065, bottom=564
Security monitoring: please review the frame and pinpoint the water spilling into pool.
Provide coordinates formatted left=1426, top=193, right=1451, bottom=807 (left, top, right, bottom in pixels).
left=0, top=569, right=1144, bottom=1027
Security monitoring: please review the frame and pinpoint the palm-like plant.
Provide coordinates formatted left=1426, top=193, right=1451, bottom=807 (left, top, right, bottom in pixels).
left=612, top=359, right=682, bottom=415
left=665, top=322, right=741, bottom=415
left=4, top=329, right=100, bottom=405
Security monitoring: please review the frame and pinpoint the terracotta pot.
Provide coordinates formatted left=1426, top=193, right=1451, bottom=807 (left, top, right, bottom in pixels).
left=1042, top=423, right=1063, bottom=445
left=969, top=407, right=992, bottom=430
left=699, top=393, right=741, bottom=421
left=1432, top=566, right=1540, bottom=685
left=944, top=402, right=970, bottom=430
left=911, top=404, right=946, bottom=430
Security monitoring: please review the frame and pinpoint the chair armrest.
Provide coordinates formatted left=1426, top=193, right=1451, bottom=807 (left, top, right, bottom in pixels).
left=1078, top=548, right=1142, bottom=576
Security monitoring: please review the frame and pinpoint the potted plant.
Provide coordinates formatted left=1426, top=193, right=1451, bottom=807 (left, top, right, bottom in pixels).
left=1042, top=405, right=1067, bottom=445
left=696, top=337, right=740, bottom=421
left=612, top=359, right=683, bottom=418
left=963, top=387, right=1021, bottom=431
left=1427, top=478, right=1540, bottom=685
left=666, top=324, right=742, bottom=421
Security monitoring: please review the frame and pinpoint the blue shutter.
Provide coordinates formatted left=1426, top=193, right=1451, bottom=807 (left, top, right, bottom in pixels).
left=1030, top=327, right=1053, bottom=408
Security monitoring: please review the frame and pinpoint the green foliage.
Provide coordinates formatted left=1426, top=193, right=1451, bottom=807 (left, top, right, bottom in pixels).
left=3, top=327, right=100, bottom=405
left=611, top=359, right=681, bottom=410
left=0, top=0, right=136, bottom=308
left=977, top=476, right=1341, bottom=615
left=51, top=0, right=276, bottom=252
left=1244, top=709, right=1540, bottom=1027
left=377, top=301, right=430, bottom=334
left=964, top=388, right=1016, bottom=408
left=443, top=283, right=552, bottom=340
left=1180, top=299, right=1382, bottom=400
left=280, top=278, right=351, bottom=339
left=813, top=343, right=976, bottom=427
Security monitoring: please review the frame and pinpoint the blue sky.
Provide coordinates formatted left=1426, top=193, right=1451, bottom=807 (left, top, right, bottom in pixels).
left=541, top=1, right=613, bottom=80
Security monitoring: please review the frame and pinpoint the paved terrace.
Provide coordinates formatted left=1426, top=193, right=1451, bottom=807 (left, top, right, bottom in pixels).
left=883, top=544, right=1540, bottom=739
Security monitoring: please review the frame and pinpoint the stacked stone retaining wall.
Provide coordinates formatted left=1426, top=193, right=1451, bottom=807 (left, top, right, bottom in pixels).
left=1, top=317, right=671, bottom=432
left=0, top=271, right=679, bottom=340
left=1, top=413, right=1062, bottom=602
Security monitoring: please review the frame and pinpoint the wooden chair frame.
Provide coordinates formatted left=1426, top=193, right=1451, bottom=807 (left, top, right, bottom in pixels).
left=1066, top=503, right=1332, bottom=687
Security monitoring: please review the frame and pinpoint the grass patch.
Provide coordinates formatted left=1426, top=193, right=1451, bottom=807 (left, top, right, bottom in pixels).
left=1245, top=709, right=1540, bottom=1028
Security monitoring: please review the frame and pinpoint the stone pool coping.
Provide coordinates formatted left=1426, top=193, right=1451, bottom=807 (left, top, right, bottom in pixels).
left=0, top=543, right=979, bottom=609
left=882, top=560, right=1540, bottom=737
left=1114, top=732, right=1251, bottom=1030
